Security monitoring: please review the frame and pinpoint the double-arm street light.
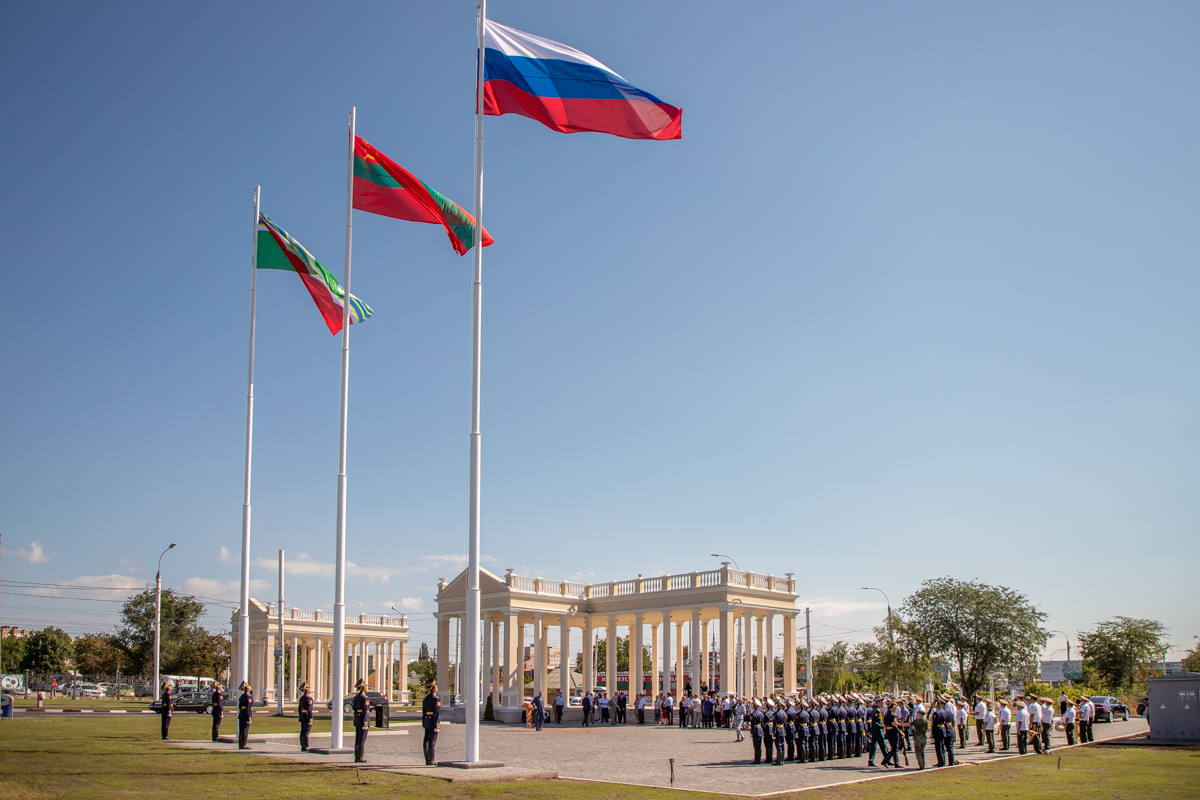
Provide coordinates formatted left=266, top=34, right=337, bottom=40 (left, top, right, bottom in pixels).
left=153, top=543, right=178, bottom=700
left=861, top=586, right=897, bottom=695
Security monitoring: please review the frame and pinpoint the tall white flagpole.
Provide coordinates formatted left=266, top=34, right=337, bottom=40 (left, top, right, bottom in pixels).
left=464, top=0, right=486, bottom=764
left=239, top=185, right=260, bottom=694
left=330, top=106, right=356, bottom=751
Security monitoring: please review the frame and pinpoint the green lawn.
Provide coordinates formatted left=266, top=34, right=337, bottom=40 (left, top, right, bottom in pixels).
left=0, top=715, right=1196, bottom=800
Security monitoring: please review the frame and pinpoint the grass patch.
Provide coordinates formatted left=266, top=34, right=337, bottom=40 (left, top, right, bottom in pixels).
left=791, top=745, right=1200, bottom=800
left=1, top=716, right=1197, bottom=800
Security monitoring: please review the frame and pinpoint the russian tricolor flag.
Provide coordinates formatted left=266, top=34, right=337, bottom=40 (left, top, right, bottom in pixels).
left=482, top=20, right=682, bottom=141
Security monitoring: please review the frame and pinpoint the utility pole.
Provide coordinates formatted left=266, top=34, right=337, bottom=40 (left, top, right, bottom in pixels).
left=805, top=607, right=812, bottom=700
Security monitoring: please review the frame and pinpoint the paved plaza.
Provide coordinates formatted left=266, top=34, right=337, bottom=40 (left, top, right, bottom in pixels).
left=180, top=717, right=1150, bottom=795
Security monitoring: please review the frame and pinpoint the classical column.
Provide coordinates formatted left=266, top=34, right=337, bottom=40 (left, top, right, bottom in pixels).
left=359, top=636, right=367, bottom=688
left=582, top=617, right=594, bottom=694
left=742, top=607, right=753, bottom=696
left=398, top=638, right=411, bottom=703
left=718, top=606, right=734, bottom=696
left=755, top=614, right=765, bottom=696
left=290, top=635, right=298, bottom=700
left=559, top=615, right=570, bottom=706
left=436, top=615, right=450, bottom=704
left=674, top=621, right=683, bottom=701
left=482, top=614, right=493, bottom=704
left=533, top=614, right=545, bottom=698
left=783, top=614, right=797, bottom=694
left=660, top=612, right=672, bottom=700
left=314, top=636, right=323, bottom=701
left=764, top=613, right=775, bottom=696
left=700, top=619, right=709, bottom=689
left=650, top=621, right=660, bottom=699
left=690, top=608, right=701, bottom=697
left=501, top=612, right=520, bottom=708
left=630, top=613, right=643, bottom=701
left=491, top=620, right=502, bottom=707
left=605, top=616, right=617, bottom=700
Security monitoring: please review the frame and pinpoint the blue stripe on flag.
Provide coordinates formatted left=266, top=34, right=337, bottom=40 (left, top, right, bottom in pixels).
left=484, top=49, right=666, bottom=103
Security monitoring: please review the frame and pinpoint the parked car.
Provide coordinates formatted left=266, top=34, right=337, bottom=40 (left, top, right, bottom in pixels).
left=1091, top=696, right=1129, bottom=722
left=64, top=683, right=106, bottom=698
left=148, top=691, right=216, bottom=714
left=326, top=692, right=389, bottom=714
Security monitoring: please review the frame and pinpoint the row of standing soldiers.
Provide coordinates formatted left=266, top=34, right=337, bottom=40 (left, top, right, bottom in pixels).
left=747, top=694, right=880, bottom=765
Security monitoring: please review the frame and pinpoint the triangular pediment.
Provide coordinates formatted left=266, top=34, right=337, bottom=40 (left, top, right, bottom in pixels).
left=437, top=567, right=508, bottom=601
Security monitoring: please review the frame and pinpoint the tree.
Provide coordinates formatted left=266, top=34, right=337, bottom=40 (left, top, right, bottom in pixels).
left=73, top=633, right=125, bottom=677
left=1077, top=616, right=1170, bottom=691
left=1182, top=638, right=1200, bottom=674
left=183, top=633, right=230, bottom=680
left=20, top=627, right=75, bottom=674
left=899, top=577, right=1047, bottom=699
left=812, top=641, right=853, bottom=694
left=114, top=587, right=207, bottom=676
left=1, top=634, right=28, bottom=674
left=418, top=643, right=430, bottom=661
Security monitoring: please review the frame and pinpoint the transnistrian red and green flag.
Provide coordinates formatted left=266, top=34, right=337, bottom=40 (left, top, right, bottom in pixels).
left=352, top=135, right=493, bottom=256
left=256, top=214, right=372, bottom=335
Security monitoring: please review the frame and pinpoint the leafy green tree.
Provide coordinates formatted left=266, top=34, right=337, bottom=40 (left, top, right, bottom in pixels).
left=20, top=627, right=75, bottom=674
left=418, top=643, right=431, bottom=661
left=408, top=657, right=436, bottom=699
left=899, top=577, right=1048, bottom=699
left=72, top=633, right=126, bottom=677
left=812, top=641, right=853, bottom=693
left=1, top=634, right=29, bottom=674
left=575, top=634, right=651, bottom=673
left=1182, top=638, right=1200, bottom=674
left=114, top=587, right=207, bottom=676
left=1077, top=616, right=1170, bottom=691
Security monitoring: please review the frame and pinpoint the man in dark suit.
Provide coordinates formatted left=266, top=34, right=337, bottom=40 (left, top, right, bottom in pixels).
left=581, top=692, right=592, bottom=726
left=237, top=681, right=253, bottom=750
left=422, top=678, right=440, bottom=765
left=532, top=692, right=546, bottom=731
left=210, top=683, right=224, bottom=742
left=930, top=705, right=946, bottom=767
left=351, top=679, right=371, bottom=763
left=297, top=682, right=314, bottom=751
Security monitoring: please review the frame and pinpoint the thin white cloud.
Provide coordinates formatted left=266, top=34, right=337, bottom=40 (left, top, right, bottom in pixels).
left=798, top=598, right=886, bottom=617
left=4, top=540, right=54, bottom=564
left=421, top=554, right=498, bottom=570
left=180, top=576, right=269, bottom=601
left=384, top=598, right=423, bottom=612
left=254, top=553, right=409, bottom=583
left=219, top=546, right=236, bottom=566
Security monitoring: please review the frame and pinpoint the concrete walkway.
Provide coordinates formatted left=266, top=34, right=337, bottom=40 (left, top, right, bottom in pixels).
left=179, top=717, right=1151, bottom=796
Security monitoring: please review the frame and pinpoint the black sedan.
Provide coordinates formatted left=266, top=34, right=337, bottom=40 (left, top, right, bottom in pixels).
left=1090, top=696, right=1129, bottom=722
left=148, top=691, right=216, bottom=714
left=326, top=691, right=389, bottom=714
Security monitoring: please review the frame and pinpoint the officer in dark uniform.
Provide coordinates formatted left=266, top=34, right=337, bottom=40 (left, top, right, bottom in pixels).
left=351, top=678, right=370, bottom=763
left=237, top=681, right=253, bottom=749
left=866, top=699, right=890, bottom=767
left=298, top=682, right=314, bottom=751
left=159, top=681, right=174, bottom=740
left=784, top=698, right=797, bottom=761
left=857, top=697, right=868, bottom=756
left=210, top=683, right=224, bottom=742
left=942, top=699, right=956, bottom=765
left=749, top=699, right=765, bottom=764
left=422, top=677, right=440, bottom=765
left=796, top=699, right=810, bottom=762
left=836, top=696, right=849, bottom=759
left=826, top=697, right=838, bottom=760
left=930, top=704, right=946, bottom=767
left=814, top=697, right=826, bottom=761
left=772, top=700, right=787, bottom=765
left=762, top=699, right=776, bottom=764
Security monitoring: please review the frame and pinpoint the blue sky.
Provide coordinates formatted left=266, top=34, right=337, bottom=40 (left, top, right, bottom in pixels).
left=1, top=1, right=1196, bottom=663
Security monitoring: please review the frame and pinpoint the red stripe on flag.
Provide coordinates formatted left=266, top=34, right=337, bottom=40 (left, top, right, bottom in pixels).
left=483, top=80, right=682, bottom=140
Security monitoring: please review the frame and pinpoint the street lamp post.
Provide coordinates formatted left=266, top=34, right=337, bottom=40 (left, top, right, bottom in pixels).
left=861, top=587, right=896, bottom=695
left=153, top=543, right=178, bottom=701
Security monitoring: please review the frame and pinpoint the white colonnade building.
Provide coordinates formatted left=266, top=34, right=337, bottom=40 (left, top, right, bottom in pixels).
left=435, top=563, right=799, bottom=723
left=230, top=599, right=410, bottom=704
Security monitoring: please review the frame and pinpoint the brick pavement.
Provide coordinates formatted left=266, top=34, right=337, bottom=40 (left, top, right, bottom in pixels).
left=179, top=717, right=1149, bottom=796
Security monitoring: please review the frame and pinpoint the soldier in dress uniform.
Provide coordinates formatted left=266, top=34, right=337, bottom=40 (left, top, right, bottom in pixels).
left=866, top=698, right=891, bottom=767
left=237, top=681, right=253, bottom=750
left=930, top=702, right=946, bottom=767
left=762, top=699, right=776, bottom=764
left=297, top=682, right=314, bottom=752
left=351, top=678, right=370, bottom=763
left=826, top=696, right=838, bottom=761
left=772, top=699, right=787, bottom=765
left=749, top=699, right=766, bottom=764
left=796, top=698, right=810, bottom=762
left=856, top=696, right=869, bottom=757
left=422, top=677, right=441, bottom=765
left=941, top=697, right=956, bottom=765
left=159, top=681, right=175, bottom=740
left=210, top=683, right=224, bottom=742
left=812, top=696, right=825, bottom=761
left=784, top=698, right=797, bottom=761
left=836, top=695, right=849, bottom=759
